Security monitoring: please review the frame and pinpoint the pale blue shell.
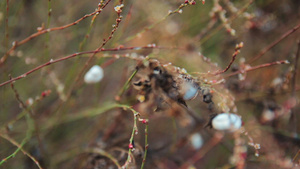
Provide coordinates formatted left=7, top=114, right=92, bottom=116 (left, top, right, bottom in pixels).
left=183, top=84, right=198, bottom=100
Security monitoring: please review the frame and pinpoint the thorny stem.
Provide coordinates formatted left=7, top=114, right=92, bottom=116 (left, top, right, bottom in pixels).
left=224, top=60, right=290, bottom=78
left=0, top=45, right=176, bottom=88
left=248, top=22, right=300, bottom=63
left=0, top=5, right=105, bottom=65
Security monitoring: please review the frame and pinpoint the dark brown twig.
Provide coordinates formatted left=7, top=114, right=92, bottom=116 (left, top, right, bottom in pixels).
left=9, top=76, right=45, bottom=162
left=224, top=60, right=290, bottom=78
left=0, top=45, right=175, bottom=88
left=289, top=40, right=300, bottom=135
left=291, top=40, right=300, bottom=97
left=212, top=42, right=243, bottom=75
left=248, top=22, right=300, bottom=64
left=0, top=4, right=109, bottom=65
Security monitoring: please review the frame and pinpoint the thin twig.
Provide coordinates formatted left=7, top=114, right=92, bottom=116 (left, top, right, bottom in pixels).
left=289, top=40, right=300, bottom=136
left=119, top=105, right=149, bottom=169
left=122, top=107, right=139, bottom=169
left=9, top=76, right=45, bottom=161
left=140, top=122, right=149, bottom=169
left=78, top=1, right=103, bottom=51
left=199, top=0, right=253, bottom=44
left=116, top=69, right=138, bottom=100
left=224, top=60, right=290, bottom=78
left=0, top=116, right=42, bottom=169
left=0, top=45, right=176, bottom=87
left=0, top=5, right=107, bottom=65
left=5, top=0, right=9, bottom=50
left=65, top=0, right=121, bottom=102
left=43, top=0, right=52, bottom=61
left=293, top=149, right=300, bottom=162
left=291, top=40, right=300, bottom=97
left=212, top=42, right=243, bottom=75
left=248, top=22, right=300, bottom=63
left=0, top=133, right=43, bottom=169
left=123, top=3, right=188, bottom=43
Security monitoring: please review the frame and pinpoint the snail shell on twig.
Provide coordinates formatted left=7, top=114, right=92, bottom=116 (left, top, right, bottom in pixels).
left=84, top=65, right=104, bottom=84
left=212, top=113, right=242, bottom=132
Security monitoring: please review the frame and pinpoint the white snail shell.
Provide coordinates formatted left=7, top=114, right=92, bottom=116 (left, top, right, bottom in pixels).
left=212, top=113, right=242, bottom=132
left=190, top=133, right=204, bottom=150
left=84, top=65, right=104, bottom=84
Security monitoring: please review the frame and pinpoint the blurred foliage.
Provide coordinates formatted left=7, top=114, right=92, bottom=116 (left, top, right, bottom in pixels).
left=0, top=0, right=300, bottom=168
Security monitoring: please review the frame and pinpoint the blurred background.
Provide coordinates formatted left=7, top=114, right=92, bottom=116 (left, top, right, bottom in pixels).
left=0, top=0, right=300, bottom=168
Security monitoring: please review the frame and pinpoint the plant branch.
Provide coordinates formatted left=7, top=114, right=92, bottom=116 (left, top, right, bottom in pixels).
left=224, top=60, right=290, bottom=78
left=248, top=22, right=300, bottom=63
left=0, top=45, right=174, bottom=88
left=0, top=3, right=109, bottom=65
left=212, top=42, right=243, bottom=75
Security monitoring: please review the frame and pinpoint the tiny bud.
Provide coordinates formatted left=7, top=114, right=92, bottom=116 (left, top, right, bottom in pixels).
left=185, top=0, right=189, bottom=3
left=142, top=119, right=148, bottom=124
left=202, top=0, right=205, bottom=4
left=191, top=1, right=196, bottom=5
left=129, top=143, right=134, bottom=149
left=26, top=98, right=34, bottom=106
left=239, top=42, right=244, bottom=48
left=115, top=95, right=121, bottom=101
left=37, top=27, right=43, bottom=31
left=230, top=29, right=236, bottom=36
left=12, top=41, right=17, bottom=46
left=41, top=92, right=47, bottom=97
